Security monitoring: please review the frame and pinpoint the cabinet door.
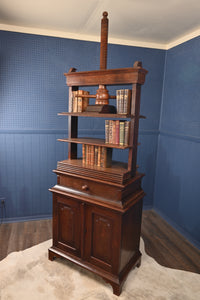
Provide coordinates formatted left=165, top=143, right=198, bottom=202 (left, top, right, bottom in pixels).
left=84, top=205, right=121, bottom=273
left=53, top=194, right=81, bottom=257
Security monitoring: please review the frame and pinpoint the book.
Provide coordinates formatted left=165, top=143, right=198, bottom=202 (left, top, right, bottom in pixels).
left=86, top=145, right=89, bottom=165
left=83, top=91, right=89, bottom=112
left=124, top=121, right=130, bottom=145
left=115, top=120, right=120, bottom=145
left=82, top=145, right=112, bottom=168
left=116, top=89, right=132, bottom=114
left=101, top=147, right=112, bottom=168
left=123, top=89, right=131, bottom=114
left=105, top=120, right=109, bottom=143
left=119, top=90, right=124, bottom=114
left=112, top=121, right=116, bottom=144
left=94, top=145, right=98, bottom=166
left=73, top=91, right=78, bottom=112
left=109, top=120, right=113, bottom=144
left=120, top=121, right=125, bottom=146
left=91, top=145, right=95, bottom=166
left=116, top=90, right=120, bottom=113
left=97, top=146, right=101, bottom=167
left=82, top=144, right=86, bottom=165
left=77, top=90, right=84, bottom=112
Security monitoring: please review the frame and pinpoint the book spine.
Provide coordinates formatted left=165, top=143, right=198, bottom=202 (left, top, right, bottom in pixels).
left=124, top=121, right=130, bottom=145
left=86, top=145, right=89, bottom=165
left=120, top=121, right=125, bottom=146
left=123, top=89, right=131, bottom=114
left=112, top=121, right=116, bottom=144
left=100, top=147, right=106, bottom=168
left=91, top=145, right=95, bottom=166
left=82, top=144, right=86, bottom=165
left=94, top=146, right=98, bottom=166
left=119, top=89, right=124, bottom=114
left=83, top=91, right=89, bottom=112
left=106, top=148, right=112, bottom=168
left=97, top=146, right=101, bottom=167
left=73, top=91, right=78, bottom=112
left=109, top=120, right=113, bottom=144
left=116, top=90, right=120, bottom=113
left=77, top=90, right=84, bottom=112
left=115, top=120, right=120, bottom=145
left=105, top=120, right=109, bottom=143
left=101, top=147, right=112, bottom=168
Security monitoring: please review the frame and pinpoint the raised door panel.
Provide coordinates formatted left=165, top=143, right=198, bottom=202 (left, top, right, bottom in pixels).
left=53, top=194, right=81, bottom=257
left=84, top=205, right=121, bottom=274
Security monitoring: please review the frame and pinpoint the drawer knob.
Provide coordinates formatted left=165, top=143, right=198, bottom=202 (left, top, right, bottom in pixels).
left=82, top=185, right=89, bottom=191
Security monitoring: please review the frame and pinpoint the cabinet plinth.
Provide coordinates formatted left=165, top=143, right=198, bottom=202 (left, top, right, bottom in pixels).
left=49, top=61, right=147, bottom=296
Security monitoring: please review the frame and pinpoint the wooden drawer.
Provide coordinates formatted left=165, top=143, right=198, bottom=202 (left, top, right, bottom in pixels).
left=58, top=172, right=122, bottom=201
left=54, top=170, right=143, bottom=202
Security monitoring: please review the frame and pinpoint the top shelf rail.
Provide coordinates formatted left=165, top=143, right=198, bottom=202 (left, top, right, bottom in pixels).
left=64, top=67, right=148, bottom=87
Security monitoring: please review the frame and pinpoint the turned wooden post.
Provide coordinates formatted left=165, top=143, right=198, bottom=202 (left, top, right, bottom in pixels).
left=96, top=11, right=109, bottom=105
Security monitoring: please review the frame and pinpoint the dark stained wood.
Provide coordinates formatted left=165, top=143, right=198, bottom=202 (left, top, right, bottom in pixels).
left=120, top=200, right=143, bottom=272
left=84, top=204, right=121, bottom=273
left=128, top=83, right=142, bottom=175
left=49, top=190, right=143, bottom=295
left=68, top=86, right=78, bottom=159
left=56, top=159, right=131, bottom=184
left=53, top=194, right=81, bottom=257
left=100, top=11, right=108, bottom=70
left=65, top=67, right=148, bottom=86
left=57, top=137, right=132, bottom=149
left=55, top=170, right=143, bottom=203
left=50, top=12, right=149, bottom=296
left=58, top=112, right=146, bottom=119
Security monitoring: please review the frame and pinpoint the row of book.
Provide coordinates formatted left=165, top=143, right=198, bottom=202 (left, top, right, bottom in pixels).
left=116, top=89, right=132, bottom=114
left=69, top=90, right=89, bottom=112
left=105, top=120, right=130, bottom=146
left=82, top=145, right=112, bottom=168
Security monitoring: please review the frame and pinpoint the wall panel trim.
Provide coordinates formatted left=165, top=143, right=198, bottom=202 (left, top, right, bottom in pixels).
left=160, top=130, right=200, bottom=143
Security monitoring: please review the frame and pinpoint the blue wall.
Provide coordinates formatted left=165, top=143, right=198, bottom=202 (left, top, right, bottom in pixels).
left=0, top=30, right=165, bottom=221
left=154, top=36, right=200, bottom=247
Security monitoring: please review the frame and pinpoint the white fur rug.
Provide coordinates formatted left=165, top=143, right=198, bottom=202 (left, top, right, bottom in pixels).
left=0, top=239, right=200, bottom=300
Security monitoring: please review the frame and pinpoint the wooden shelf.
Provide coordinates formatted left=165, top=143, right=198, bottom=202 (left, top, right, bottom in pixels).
left=57, top=137, right=132, bottom=149
left=58, top=112, right=146, bottom=119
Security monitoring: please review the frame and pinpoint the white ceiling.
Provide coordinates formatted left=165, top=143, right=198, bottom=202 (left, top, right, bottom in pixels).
left=0, top=0, right=200, bottom=49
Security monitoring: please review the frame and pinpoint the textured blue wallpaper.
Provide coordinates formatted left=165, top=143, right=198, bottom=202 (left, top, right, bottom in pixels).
left=0, top=30, right=165, bottom=221
left=154, top=36, right=200, bottom=247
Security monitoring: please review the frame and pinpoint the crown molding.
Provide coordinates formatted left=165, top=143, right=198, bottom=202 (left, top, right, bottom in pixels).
left=0, top=23, right=199, bottom=50
left=167, top=28, right=200, bottom=49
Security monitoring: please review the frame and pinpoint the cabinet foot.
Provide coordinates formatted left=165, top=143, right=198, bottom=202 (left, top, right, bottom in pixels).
left=48, top=249, right=56, bottom=261
left=111, top=283, right=122, bottom=296
left=136, top=257, right=141, bottom=268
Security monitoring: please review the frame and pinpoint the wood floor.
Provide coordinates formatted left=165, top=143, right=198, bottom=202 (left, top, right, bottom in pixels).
left=0, top=210, right=200, bottom=274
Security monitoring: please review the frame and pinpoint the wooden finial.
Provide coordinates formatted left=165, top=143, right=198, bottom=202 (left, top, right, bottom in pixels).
left=133, top=61, right=142, bottom=68
left=103, top=11, right=108, bottom=18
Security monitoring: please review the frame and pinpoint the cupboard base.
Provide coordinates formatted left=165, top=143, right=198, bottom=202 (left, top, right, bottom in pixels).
left=48, top=246, right=141, bottom=296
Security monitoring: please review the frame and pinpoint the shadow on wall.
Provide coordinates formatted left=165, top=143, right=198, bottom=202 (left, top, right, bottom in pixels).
left=154, top=139, right=184, bottom=234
